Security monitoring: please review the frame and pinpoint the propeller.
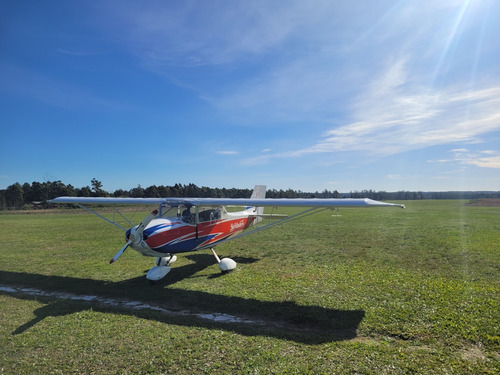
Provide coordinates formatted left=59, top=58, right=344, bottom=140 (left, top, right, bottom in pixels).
left=110, top=240, right=131, bottom=264
left=109, top=209, right=158, bottom=264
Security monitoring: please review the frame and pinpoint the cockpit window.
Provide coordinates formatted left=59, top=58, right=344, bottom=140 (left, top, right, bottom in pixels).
left=198, top=208, right=221, bottom=222
left=181, top=206, right=195, bottom=224
left=160, top=205, right=179, bottom=218
left=159, top=204, right=223, bottom=224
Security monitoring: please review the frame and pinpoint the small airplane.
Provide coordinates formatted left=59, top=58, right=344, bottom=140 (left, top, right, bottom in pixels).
left=49, top=185, right=404, bottom=283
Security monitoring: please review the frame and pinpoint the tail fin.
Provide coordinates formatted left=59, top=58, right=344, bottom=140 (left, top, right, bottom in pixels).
left=250, top=185, right=266, bottom=199
left=250, top=185, right=266, bottom=224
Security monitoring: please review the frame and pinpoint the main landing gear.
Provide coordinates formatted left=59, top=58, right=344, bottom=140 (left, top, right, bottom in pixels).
left=210, top=248, right=237, bottom=274
left=145, top=248, right=237, bottom=283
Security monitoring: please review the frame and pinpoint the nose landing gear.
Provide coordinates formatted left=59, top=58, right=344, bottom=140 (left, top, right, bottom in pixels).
left=146, top=254, right=177, bottom=284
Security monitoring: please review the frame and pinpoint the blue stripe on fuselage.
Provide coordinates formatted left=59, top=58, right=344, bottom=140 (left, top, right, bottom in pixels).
left=150, top=233, right=232, bottom=254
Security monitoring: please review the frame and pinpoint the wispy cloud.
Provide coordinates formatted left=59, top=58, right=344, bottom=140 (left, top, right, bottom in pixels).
left=102, top=1, right=500, bottom=173
left=430, top=148, right=500, bottom=169
left=278, top=56, right=500, bottom=158
left=217, top=150, right=239, bottom=156
left=450, top=149, right=500, bottom=169
left=466, top=156, right=500, bottom=168
left=104, top=1, right=322, bottom=67
left=57, top=48, right=108, bottom=57
left=197, top=1, right=498, bottom=127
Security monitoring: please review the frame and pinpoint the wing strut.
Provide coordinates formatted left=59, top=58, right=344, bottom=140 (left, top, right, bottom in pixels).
left=76, top=204, right=128, bottom=232
left=205, top=206, right=328, bottom=248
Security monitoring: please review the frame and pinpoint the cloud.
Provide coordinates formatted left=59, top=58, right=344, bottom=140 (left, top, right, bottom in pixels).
left=238, top=55, right=500, bottom=166
left=450, top=149, right=500, bottom=169
left=465, top=156, right=500, bottom=168
left=240, top=154, right=272, bottom=166
left=217, top=150, right=239, bottom=155
left=93, top=0, right=500, bottom=128
left=57, top=48, right=108, bottom=57
left=387, top=174, right=403, bottom=180
left=96, top=0, right=500, bottom=167
left=104, top=0, right=325, bottom=67
left=201, top=1, right=499, bottom=126
left=287, top=56, right=500, bottom=157
left=431, top=148, right=500, bottom=169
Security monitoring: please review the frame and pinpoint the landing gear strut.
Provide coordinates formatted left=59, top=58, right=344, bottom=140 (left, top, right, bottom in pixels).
left=211, top=248, right=237, bottom=273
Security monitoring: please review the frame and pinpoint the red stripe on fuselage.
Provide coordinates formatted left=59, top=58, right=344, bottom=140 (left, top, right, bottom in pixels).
left=145, top=216, right=255, bottom=251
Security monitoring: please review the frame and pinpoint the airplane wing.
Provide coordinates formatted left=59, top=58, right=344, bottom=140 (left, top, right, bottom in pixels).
left=49, top=196, right=405, bottom=208
left=179, top=197, right=404, bottom=208
left=48, top=197, right=166, bottom=205
left=166, top=197, right=405, bottom=208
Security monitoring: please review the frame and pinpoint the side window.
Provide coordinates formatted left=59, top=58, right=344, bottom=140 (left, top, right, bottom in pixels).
left=198, top=208, right=220, bottom=222
left=181, top=206, right=195, bottom=224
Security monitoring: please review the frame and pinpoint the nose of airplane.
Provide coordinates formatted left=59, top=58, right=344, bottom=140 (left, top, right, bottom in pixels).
left=110, top=209, right=158, bottom=263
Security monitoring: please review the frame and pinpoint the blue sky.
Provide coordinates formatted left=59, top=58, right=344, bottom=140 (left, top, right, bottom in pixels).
left=1, top=0, right=499, bottom=193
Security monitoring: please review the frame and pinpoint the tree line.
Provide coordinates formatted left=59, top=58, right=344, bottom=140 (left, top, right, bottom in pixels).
left=1, top=179, right=499, bottom=210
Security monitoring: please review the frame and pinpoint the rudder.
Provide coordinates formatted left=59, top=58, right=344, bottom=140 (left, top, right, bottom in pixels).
left=250, top=185, right=266, bottom=224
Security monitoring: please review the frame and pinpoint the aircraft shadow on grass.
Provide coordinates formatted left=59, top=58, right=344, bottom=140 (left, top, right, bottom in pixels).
left=1, top=255, right=365, bottom=344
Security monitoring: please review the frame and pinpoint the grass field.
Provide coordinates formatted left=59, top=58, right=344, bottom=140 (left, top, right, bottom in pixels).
left=0, top=200, right=499, bottom=374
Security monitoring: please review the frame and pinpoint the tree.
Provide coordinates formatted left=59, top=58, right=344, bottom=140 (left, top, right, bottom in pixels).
left=130, top=185, right=145, bottom=198
left=47, top=180, right=75, bottom=199
left=91, top=178, right=106, bottom=197
left=157, top=185, right=171, bottom=197
left=144, top=185, right=159, bottom=198
left=5, top=183, right=24, bottom=209
left=77, top=186, right=92, bottom=197
left=113, top=189, right=130, bottom=197
left=30, top=181, right=46, bottom=202
left=22, top=183, right=32, bottom=202
left=0, top=191, right=5, bottom=210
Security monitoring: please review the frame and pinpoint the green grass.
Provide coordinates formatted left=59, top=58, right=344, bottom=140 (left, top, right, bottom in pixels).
left=1, top=200, right=499, bottom=374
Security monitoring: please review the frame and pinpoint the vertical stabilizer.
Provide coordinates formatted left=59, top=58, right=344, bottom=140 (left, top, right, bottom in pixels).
left=250, top=185, right=266, bottom=223
left=250, top=185, right=266, bottom=199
